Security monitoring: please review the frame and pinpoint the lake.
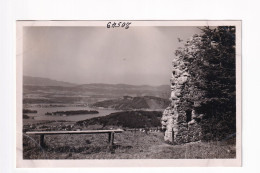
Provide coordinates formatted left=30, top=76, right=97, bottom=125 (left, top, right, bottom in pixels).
left=24, top=105, right=120, bottom=121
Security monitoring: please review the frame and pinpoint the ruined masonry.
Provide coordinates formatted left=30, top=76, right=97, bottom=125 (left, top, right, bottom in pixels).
left=161, top=56, right=203, bottom=144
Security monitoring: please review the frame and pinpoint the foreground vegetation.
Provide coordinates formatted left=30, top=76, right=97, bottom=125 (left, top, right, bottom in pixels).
left=23, top=109, right=236, bottom=159
left=23, top=130, right=235, bottom=159
left=23, top=119, right=236, bottom=160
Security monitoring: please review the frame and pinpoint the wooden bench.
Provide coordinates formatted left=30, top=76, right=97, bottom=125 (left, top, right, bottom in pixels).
left=26, top=129, right=124, bottom=148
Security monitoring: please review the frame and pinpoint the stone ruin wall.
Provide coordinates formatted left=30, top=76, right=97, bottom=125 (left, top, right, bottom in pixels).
left=161, top=57, right=203, bottom=144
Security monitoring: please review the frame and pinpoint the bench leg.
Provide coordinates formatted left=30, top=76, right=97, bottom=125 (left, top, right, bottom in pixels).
left=108, top=132, right=115, bottom=154
left=108, top=132, right=115, bottom=145
left=108, top=133, right=111, bottom=143
left=40, top=134, right=45, bottom=148
left=110, top=132, right=114, bottom=146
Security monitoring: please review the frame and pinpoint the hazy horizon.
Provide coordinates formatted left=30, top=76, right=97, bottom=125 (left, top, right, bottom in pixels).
left=23, top=75, right=172, bottom=87
left=23, top=26, right=202, bottom=85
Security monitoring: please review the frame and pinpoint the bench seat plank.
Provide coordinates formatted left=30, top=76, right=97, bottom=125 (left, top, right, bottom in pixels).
left=26, top=129, right=124, bottom=135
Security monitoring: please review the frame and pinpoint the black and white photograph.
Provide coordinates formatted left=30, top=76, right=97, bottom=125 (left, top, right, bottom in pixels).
left=16, top=21, right=241, bottom=167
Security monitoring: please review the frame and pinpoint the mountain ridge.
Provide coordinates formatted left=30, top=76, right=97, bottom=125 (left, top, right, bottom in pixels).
left=23, top=76, right=169, bottom=88
left=23, top=76, right=76, bottom=87
left=23, top=76, right=171, bottom=100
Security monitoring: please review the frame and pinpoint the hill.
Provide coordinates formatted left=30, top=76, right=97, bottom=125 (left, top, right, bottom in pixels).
left=92, top=96, right=170, bottom=110
left=23, top=76, right=76, bottom=87
left=76, top=110, right=162, bottom=128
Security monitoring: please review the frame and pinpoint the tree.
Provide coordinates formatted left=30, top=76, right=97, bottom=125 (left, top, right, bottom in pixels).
left=175, top=26, right=236, bottom=140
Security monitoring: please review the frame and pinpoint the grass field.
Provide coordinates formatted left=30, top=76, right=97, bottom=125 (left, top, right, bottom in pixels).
left=23, top=130, right=236, bottom=159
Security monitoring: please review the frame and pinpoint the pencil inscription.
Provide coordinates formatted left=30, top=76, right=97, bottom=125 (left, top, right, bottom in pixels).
left=107, top=22, right=131, bottom=29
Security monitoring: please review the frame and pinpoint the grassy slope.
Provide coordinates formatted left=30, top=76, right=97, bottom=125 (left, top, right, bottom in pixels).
left=23, top=130, right=235, bottom=159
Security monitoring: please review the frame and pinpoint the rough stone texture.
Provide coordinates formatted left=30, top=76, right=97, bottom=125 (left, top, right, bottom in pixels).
left=161, top=57, right=203, bottom=144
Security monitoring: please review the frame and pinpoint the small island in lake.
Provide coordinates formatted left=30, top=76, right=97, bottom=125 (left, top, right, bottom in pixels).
left=45, top=110, right=99, bottom=116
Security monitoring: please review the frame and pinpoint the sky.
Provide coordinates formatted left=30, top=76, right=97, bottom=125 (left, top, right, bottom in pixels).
left=23, top=26, right=202, bottom=86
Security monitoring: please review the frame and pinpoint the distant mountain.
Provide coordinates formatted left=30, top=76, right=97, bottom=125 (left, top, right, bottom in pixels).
left=74, top=83, right=170, bottom=98
left=23, top=76, right=76, bottom=87
left=75, top=83, right=169, bottom=91
left=23, top=76, right=171, bottom=103
left=92, top=96, right=170, bottom=110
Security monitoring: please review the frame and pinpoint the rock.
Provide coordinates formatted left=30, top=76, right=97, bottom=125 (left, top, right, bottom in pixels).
left=170, top=91, right=178, bottom=100
left=161, top=121, right=167, bottom=126
left=188, top=119, right=196, bottom=125
left=177, top=77, right=188, bottom=85
left=198, top=114, right=204, bottom=119
left=194, top=101, right=201, bottom=107
left=175, top=91, right=182, bottom=97
left=192, top=110, right=199, bottom=119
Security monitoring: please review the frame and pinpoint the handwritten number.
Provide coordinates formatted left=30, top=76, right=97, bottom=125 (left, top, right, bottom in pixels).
left=107, top=22, right=131, bottom=29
